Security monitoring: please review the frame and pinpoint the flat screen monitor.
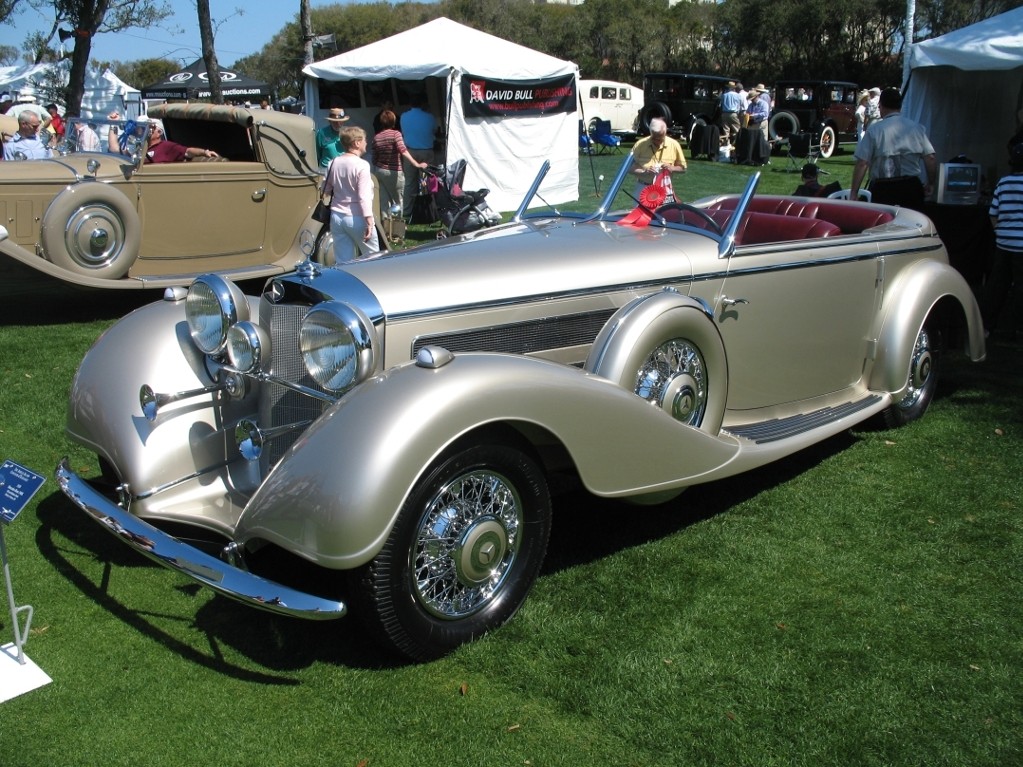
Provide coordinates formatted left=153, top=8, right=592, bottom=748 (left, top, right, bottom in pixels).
left=936, top=162, right=981, bottom=205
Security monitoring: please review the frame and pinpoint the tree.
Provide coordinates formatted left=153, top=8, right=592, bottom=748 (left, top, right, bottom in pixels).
left=195, top=0, right=221, bottom=103
left=1, top=0, right=22, bottom=24
left=28, top=0, right=172, bottom=116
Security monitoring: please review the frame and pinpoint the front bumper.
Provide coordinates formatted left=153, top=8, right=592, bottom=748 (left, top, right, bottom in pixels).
left=56, top=458, right=347, bottom=620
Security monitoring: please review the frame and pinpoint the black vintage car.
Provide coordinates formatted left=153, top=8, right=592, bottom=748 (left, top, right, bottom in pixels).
left=769, top=80, right=860, bottom=157
left=638, top=72, right=739, bottom=142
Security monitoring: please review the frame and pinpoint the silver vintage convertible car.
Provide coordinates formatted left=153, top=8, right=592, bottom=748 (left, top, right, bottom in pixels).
left=58, top=156, right=985, bottom=661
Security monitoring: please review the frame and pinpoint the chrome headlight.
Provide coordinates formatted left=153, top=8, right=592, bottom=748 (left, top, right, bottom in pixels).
left=186, top=274, right=250, bottom=355
left=300, top=302, right=377, bottom=393
left=226, top=320, right=269, bottom=374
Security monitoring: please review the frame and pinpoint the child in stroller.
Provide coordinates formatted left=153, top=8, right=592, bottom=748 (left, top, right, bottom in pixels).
left=410, top=158, right=501, bottom=236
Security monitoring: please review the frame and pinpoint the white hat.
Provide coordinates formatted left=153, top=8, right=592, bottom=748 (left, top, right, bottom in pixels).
left=868, top=87, right=881, bottom=96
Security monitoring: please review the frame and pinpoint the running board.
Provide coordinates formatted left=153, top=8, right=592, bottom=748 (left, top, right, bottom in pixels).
left=725, top=395, right=883, bottom=444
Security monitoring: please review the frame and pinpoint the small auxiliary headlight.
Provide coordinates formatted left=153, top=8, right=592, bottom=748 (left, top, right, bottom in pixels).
left=186, top=274, right=250, bottom=355
left=226, top=321, right=269, bottom=374
left=300, top=302, right=377, bottom=393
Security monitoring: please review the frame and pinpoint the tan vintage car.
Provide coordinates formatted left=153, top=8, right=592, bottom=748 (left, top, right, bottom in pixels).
left=58, top=156, right=985, bottom=662
left=0, top=103, right=377, bottom=289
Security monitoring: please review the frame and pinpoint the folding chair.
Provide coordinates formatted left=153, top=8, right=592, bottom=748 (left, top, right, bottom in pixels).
left=827, top=188, right=872, bottom=201
left=785, top=128, right=829, bottom=174
left=591, top=119, right=621, bottom=154
left=579, top=119, right=594, bottom=155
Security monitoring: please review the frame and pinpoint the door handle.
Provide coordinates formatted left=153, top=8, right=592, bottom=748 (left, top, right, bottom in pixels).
left=252, top=188, right=267, bottom=202
left=721, top=296, right=749, bottom=307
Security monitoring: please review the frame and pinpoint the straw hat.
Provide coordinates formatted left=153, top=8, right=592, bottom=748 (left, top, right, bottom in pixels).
left=326, top=107, right=350, bottom=123
left=752, top=84, right=768, bottom=93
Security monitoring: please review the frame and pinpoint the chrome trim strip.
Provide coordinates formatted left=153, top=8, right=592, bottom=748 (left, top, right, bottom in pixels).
left=56, top=458, right=346, bottom=620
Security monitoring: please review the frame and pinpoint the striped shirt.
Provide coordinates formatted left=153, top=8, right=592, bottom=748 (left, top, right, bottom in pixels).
left=371, top=129, right=407, bottom=172
left=990, top=172, right=1023, bottom=253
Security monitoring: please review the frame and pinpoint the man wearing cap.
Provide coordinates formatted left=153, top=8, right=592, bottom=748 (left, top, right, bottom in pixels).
left=866, top=87, right=881, bottom=125
left=747, top=84, right=771, bottom=141
left=850, top=87, right=936, bottom=211
left=106, top=112, right=218, bottom=162
left=317, top=107, right=349, bottom=168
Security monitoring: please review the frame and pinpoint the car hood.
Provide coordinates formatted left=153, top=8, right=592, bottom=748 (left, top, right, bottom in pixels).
left=336, top=216, right=705, bottom=318
left=0, top=154, right=133, bottom=184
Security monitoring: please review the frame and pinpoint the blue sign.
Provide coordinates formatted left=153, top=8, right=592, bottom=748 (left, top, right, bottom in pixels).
left=1, top=460, right=45, bottom=525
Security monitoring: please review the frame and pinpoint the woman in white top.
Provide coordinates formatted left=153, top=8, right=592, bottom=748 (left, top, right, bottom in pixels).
left=322, top=125, right=379, bottom=262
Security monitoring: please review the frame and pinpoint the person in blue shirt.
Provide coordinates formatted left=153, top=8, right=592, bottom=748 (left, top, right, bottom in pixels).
left=400, top=95, right=438, bottom=217
left=982, top=140, right=1023, bottom=337
left=719, top=82, right=744, bottom=146
left=3, top=111, right=52, bottom=160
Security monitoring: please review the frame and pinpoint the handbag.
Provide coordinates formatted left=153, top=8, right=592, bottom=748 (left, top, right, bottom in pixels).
left=312, top=197, right=330, bottom=224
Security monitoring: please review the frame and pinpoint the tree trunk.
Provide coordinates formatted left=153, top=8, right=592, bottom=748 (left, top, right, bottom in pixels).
left=197, top=0, right=223, bottom=104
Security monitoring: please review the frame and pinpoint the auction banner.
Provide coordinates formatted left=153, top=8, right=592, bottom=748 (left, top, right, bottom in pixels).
left=461, top=74, right=576, bottom=117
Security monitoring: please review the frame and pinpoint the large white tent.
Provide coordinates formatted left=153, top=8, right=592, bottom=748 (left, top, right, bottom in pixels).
left=904, top=7, right=1023, bottom=182
left=0, top=59, right=141, bottom=119
left=302, top=17, right=579, bottom=212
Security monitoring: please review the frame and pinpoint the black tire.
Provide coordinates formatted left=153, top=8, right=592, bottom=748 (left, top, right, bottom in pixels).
left=41, top=183, right=140, bottom=279
left=882, top=319, right=942, bottom=428
left=768, top=111, right=799, bottom=142
left=351, top=438, right=552, bottom=662
left=587, top=116, right=601, bottom=134
left=640, top=101, right=672, bottom=134
left=818, top=125, right=837, bottom=158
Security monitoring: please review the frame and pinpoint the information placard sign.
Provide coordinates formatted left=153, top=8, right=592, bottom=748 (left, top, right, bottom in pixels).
left=1, top=460, right=46, bottom=525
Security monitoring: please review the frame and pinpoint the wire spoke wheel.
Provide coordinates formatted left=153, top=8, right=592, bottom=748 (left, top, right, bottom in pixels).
left=634, top=338, right=708, bottom=427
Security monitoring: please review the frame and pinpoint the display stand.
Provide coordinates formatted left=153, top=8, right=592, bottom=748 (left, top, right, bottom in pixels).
left=0, top=459, right=51, bottom=703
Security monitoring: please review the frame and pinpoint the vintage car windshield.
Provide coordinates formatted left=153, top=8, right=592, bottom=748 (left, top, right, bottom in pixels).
left=515, top=152, right=755, bottom=248
left=61, top=117, right=152, bottom=164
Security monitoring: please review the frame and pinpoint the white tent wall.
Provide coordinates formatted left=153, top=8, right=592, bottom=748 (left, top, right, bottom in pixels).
left=302, top=18, right=579, bottom=213
left=904, top=66, right=1020, bottom=184
left=904, top=7, right=1023, bottom=185
left=0, top=60, right=141, bottom=119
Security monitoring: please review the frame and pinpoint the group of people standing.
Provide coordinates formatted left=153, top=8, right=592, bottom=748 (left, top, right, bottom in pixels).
left=719, top=81, right=773, bottom=147
left=316, top=95, right=437, bottom=263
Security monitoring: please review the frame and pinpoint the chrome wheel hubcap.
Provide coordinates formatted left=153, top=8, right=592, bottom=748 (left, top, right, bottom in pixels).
left=413, top=470, right=522, bottom=619
left=635, top=338, right=708, bottom=426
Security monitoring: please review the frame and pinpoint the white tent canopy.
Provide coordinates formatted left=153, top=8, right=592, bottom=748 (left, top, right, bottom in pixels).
left=303, top=17, right=579, bottom=212
left=0, top=59, right=141, bottom=119
left=904, top=7, right=1023, bottom=182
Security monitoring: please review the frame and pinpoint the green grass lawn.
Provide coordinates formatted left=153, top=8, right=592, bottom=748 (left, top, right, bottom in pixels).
left=0, top=148, right=1019, bottom=767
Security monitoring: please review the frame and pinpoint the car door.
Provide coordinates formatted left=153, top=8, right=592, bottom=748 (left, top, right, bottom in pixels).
left=134, top=160, right=269, bottom=267
left=704, top=240, right=882, bottom=411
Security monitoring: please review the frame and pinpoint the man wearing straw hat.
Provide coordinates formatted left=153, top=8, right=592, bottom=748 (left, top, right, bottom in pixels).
left=316, top=107, right=350, bottom=168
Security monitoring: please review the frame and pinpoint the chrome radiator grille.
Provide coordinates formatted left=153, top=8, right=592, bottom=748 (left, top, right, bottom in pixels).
left=258, top=298, right=327, bottom=469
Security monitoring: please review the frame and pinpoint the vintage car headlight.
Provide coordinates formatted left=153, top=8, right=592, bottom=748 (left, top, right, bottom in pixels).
left=226, top=321, right=269, bottom=374
left=186, top=274, right=250, bottom=355
left=300, top=302, right=377, bottom=393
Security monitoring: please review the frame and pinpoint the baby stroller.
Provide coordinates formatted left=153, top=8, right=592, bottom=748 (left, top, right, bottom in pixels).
left=417, top=159, right=502, bottom=237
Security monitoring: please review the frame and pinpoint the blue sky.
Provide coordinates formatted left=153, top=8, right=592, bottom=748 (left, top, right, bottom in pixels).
left=1, top=1, right=366, bottom=67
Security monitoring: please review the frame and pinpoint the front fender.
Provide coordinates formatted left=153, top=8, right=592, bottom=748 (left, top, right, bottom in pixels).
left=65, top=293, right=263, bottom=529
left=870, top=259, right=985, bottom=397
left=237, top=352, right=742, bottom=569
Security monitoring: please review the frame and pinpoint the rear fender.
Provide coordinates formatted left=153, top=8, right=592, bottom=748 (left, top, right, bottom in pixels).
left=869, top=259, right=985, bottom=397
left=237, top=351, right=741, bottom=569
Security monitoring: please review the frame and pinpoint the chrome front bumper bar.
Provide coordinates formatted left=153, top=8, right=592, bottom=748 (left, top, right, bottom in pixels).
left=56, top=458, right=346, bottom=620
